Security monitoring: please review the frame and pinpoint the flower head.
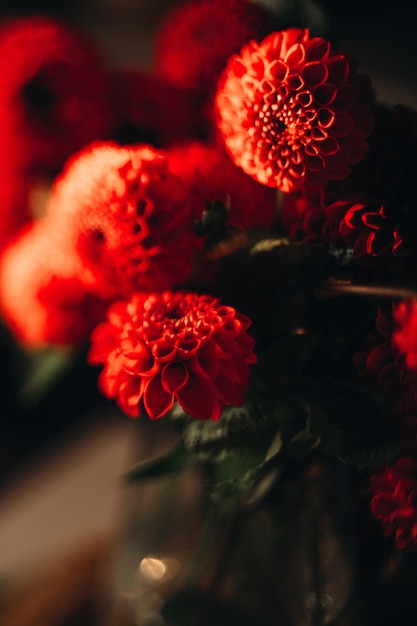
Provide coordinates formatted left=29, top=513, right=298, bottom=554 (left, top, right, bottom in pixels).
left=369, top=456, right=417, bottom=550
left=154, top=0, right=269, bottom=94
left=215, top=28, right=373, bottom=192
left=0, top=161, right=31, bottom=253
left=47, top=142, right=200, bottom=299
left=337, top=105, right=417, bottom=262
left=393, top=300, right=417, bottom=371
left=0, top=222, right=108, bottom=347
left=0, top=15, right=115, bottom=172
left=88, top=291, right=257, bottom=421
left=353, top=305, right=408, bottom=393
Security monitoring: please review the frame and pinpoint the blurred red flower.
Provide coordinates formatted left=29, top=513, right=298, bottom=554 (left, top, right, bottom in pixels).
left=0, top=222, right=108, bottom=347
left=0, top=15, right=115, bottom=173
left=393, top=300, right=417, bottom=371
left=353, top=306, right=407, bottom=393
left=154, top=0, right=268, bottom=94
left=215, top=27, right=373, bottom=192
left=337, top=105, right=417, bottom=262
left=370, top=456, right=417, bottom=550
left=88, top=291, right=257, bottom=420
left=47, top=141, right=200, bottom=299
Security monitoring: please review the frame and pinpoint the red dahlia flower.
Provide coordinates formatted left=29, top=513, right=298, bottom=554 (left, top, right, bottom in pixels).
left=353, top=305, right=407, bottom=394
left=154, top=0, right=269, bottom=94
left=0, top=162, right=31, bottom=253
left=393, top=300, right=417, bottom=371
left=336, top=105, right=417, bottom=262
left=0, top=222, right=108, bottom=347
left=47, top=142, right=200, bottom=299
left=167, top=140, right=277, bottom=230
left=282, top=183, right=326, bottom=242
left=215, top=28, right=373, bottom=192
left=0, top=15, right=115, bottom=172
left=88, top=291, right=257, bottom=421
left=369, top=456, right=417, bottom=550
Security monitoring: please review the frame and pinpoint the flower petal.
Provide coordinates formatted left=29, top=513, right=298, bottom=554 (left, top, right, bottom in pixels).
left=176, top=374, right=223, bottom=421
left=161, top=362, right=189, bottom=392
left=143, top=375, right=174, bottom=419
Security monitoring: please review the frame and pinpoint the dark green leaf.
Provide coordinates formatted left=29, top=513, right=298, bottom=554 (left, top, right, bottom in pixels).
left=210, top=454, right=281, bottom=507
left=16, top=346, right=79, bottom=409
left=183, top=404, right=274, bottom=459
left=122, top=440, right=188, bottom=483
left=286, top=427, right=321, bottom=459
left=301, top=379, right=401, bottom=467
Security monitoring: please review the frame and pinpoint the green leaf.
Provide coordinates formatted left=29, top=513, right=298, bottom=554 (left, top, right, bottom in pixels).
left=16, top=346, right=79, bottom=409
left=302, top=379, right=401, bottom=467
left=286, top=426, right=321, bottom=459
left=122, top=440, right=189, bottom=483
left=210, top=454, right=281, bottom=508
left=183, top=404, right=275, bottom=459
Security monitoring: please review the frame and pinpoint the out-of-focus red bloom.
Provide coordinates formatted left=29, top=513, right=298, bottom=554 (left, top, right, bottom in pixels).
left=369, top=456, right=417, bottom=550
left=336, top=105, right=417, bottom=262
left=0, top=163, right=32, bottom=253
left=353, top=305, right=408, bottom=393
left=154, top=0, right=269, bottom=94
left=47, top=141, right=200, bottom=299
left=0, top=222, right=109, bottom=348
left=0, top=15, right=115, bottom=172
left=352, top=305, right=417, bottom=456
left=393, top=300, right=417, bottom=371
left=110, top=69, right=203, bottom=147
left=88, top=290, right=257, bottom=421
left=167, top=140, right=277, bottom=230
left=215, top=27, right=373, bottom=193
left=282, top=183, right=325, bottom=242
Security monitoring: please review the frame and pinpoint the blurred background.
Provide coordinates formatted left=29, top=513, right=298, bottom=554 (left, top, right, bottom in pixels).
left=0, top=0, right=415, bottom=623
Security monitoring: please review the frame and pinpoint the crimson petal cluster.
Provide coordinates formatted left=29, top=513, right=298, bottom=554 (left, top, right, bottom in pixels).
left=47, top=142, right=199, bottom=299
left=393, top=300, right=417, bottom=372
left=370, top=456, right=417, bottom=550
left=88, top=291, right=257, bottom=421
left=215, top=27, right=373, bottom=192
left=0, top=15, right=115, bottom=172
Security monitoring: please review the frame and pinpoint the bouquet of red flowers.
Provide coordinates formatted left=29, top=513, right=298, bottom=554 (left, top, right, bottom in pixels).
left=0, top=1, right=416, bottom=623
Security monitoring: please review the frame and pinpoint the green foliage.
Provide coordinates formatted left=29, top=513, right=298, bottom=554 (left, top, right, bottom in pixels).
left=15, top=346, right=79, bottom=409
left=295, top=378, right=401, bottom=466
left=122, top=439, right=189, bottom=483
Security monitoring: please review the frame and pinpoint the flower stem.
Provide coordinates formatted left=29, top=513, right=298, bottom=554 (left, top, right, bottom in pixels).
left=316, top=279, right=417, bottom=301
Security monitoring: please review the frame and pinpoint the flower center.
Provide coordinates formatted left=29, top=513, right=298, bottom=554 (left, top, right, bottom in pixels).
left=256, top=94, right=314, bottom=151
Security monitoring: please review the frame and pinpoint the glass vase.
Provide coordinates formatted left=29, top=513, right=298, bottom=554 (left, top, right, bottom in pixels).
left=104, top=417, right=380, bottom=626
